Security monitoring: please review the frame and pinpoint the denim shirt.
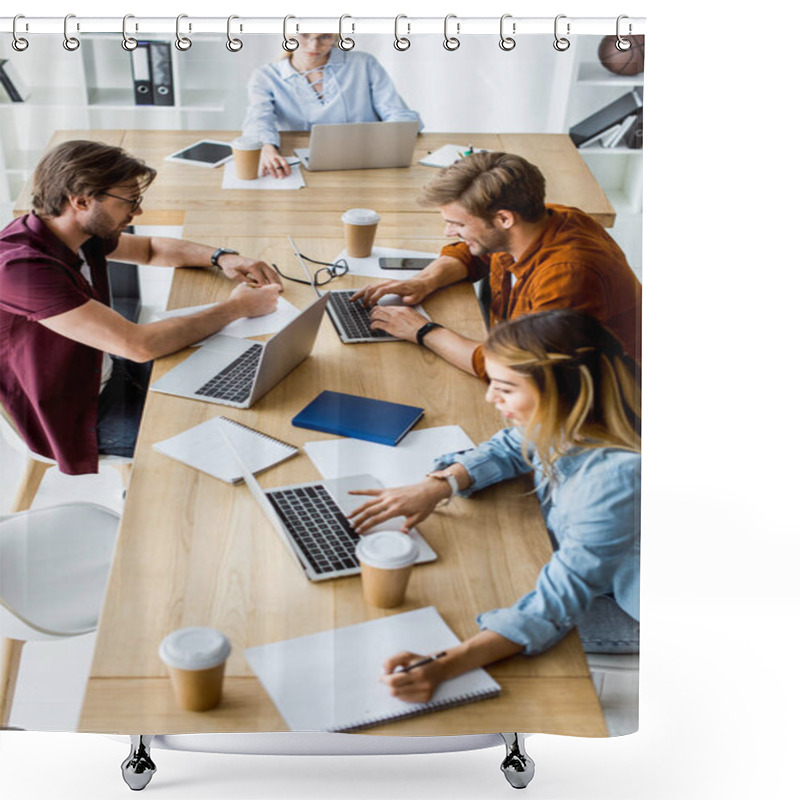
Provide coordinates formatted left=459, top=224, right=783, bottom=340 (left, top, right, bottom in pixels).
left=242, top=49, right=423, bottom=147
left=433, top=428, right=640, bottom=655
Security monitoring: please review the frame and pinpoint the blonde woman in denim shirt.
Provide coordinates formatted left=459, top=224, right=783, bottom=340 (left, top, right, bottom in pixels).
left=349, top=309, right=640, bottom=703
left=242, top=33, right=422, bottom=179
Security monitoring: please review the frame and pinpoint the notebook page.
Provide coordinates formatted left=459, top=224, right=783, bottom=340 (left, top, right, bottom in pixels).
left=244, top=606, right=500, bottom=732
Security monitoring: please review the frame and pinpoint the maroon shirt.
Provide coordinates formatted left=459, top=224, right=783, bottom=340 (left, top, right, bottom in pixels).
left=0, top=213, right=112, bottom=475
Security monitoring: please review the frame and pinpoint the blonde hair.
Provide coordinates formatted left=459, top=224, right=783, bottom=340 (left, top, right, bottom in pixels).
left=485, top=310, right=640, bottom=479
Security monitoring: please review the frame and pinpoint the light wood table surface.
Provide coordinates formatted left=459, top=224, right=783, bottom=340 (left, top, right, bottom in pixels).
left=78, top=236, right=607, bottom=737
left=15, top=130, right=616, bottom=229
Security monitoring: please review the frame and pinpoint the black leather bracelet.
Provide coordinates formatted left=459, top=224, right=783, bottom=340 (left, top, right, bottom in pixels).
left=210, top=247, right=238, bottom=270
left=416, top=321, right=444, bottom=347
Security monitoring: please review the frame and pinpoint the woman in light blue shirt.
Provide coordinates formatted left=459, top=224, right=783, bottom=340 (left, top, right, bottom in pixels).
left=242, top=33, right=423, bottom=178
left=348, top=309, right=641, bottom=704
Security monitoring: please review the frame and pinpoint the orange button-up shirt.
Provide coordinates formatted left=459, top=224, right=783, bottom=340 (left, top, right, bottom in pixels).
left=440, top=204, right=642, bottom=378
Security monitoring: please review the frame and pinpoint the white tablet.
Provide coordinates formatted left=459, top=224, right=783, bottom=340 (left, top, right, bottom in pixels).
left=164, top=140, right=233, bottom=168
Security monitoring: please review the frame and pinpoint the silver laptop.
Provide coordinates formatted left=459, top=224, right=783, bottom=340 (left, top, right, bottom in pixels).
left=288, top=236, right=413, bottom=344
left=224, top=439, right=437, bottom=582
left=294, top=120, right=419, bottom=172
left=150, top=294, right=328, bottom=408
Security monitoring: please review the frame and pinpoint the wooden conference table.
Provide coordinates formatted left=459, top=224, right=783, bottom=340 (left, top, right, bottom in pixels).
left=23, top=131, right=610, bottom=736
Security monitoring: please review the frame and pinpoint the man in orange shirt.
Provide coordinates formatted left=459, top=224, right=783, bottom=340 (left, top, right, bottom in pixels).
left=353, top=151, right=641, bottom=378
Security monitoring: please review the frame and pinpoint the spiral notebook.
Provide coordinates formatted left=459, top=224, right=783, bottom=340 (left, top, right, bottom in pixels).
left=244, top=606, right=501, bottom=732
left=153, top=416, right=298, bottom=484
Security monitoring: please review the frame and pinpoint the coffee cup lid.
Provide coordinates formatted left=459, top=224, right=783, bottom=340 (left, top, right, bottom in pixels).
left=341, top=208, right=381, bottom=226
left=355, top=531, right=419, bottom=569
left=231, top=136, right=262, bottom=150
left=158, top=627, right=232, bottom=671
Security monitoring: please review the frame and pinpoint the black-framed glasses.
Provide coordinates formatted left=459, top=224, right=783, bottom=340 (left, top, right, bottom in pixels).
left=272, top=253, right=349, bottom=287
left=99, top=191, right=144, bottom=213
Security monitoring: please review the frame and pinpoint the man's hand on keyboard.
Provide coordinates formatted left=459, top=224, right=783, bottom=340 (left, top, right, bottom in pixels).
left=229, top=282, right=281, bottom=318
left=368, top=305, right=428, bottom=342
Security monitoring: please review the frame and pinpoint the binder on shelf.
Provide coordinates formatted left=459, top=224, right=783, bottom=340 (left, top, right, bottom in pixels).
left=569, top=86, right=644, bottom=148
left=149, top=41, right=175, bottom=106
left=623, top=109, right=644, bottom=149
left=130, top=42, right=154, bottom=105
left=0, top=59, right=30, bottom=103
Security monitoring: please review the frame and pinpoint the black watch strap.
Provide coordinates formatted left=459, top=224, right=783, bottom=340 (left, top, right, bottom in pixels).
left=416, top=321, right=444, bottom=347
left=211, top=247, right=239, bottom=270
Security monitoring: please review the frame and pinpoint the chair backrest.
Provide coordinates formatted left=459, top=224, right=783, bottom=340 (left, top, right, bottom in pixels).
left=0, top=400, right=57, bottom=464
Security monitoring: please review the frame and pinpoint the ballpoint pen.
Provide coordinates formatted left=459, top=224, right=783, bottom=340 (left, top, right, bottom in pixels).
left=395, top=651, right=448, bottom=674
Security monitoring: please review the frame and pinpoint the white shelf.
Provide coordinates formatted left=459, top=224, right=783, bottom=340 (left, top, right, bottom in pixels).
left=1, top=86, right=87, bottom=108
left=85, top=88, right=225, bottom=112
left=577, top=146, right=643, bottom=156
left=576, top=62, right=644, bottom=87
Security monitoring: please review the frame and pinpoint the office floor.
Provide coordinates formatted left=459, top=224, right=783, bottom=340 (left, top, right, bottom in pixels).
left=1, top=227, right=637, bottom=738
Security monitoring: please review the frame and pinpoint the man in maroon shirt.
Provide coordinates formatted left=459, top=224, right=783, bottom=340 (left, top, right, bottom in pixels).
left=0, top=139, right=283, bottom=475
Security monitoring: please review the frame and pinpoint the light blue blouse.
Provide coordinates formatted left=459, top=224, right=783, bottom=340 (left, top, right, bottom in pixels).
left=433, top=428, right=640, bottom=656
left=241, top=48, right=423, bottom=148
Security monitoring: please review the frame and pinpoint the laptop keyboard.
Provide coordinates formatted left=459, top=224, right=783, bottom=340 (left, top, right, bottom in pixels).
left=195, top=343, right=262, bottom=403
left=327, top=291, right=394, bottom=341
left=267, top=484, right=361, bottom=575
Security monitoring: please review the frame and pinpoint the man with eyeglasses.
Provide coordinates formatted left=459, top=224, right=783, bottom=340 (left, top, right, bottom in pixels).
left=0, top=139, right=283, bottom=476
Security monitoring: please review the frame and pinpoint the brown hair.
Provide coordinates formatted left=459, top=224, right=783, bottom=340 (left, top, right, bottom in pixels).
left=418, top=151, right=547, bottom=224
left=485, top=309, right=641, bottom=477
left=31, top=140, right=157, bottom=217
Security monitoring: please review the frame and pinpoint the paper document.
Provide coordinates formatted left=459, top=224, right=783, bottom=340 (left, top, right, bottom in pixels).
left=304, top=425, right=475, bottom=486
left=419, top=144, right=490, bottom=168
left=245, top=606, right=501, bottom=732
left=155, top=296, right=300, bottom=344
left=336, top=246, right=439, bottom=279
left=221, top=160, right=306, bottom=190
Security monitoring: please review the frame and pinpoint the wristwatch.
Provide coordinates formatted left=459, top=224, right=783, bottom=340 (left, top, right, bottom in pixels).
left=416, top=321, right=444, bottom=347
left=426, top=470, right=459, bottom=501
left=210, top=247, right=239, bottom=270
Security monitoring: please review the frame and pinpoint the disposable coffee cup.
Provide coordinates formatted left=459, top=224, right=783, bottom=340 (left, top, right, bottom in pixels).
left=158, top=627, right=232, bottom=712
left=342, top=208, right=381, bottom=258
left=355, top=530, right=420, bottom=609
left=231, top=136, right=262, bottom=180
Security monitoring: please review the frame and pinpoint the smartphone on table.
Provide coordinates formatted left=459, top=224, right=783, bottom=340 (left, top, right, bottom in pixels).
left=378, top=258, right=432, bottom=271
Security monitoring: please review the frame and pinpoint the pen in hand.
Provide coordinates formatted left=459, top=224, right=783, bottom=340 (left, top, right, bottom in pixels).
left=394, top=651, right=448, bottom=674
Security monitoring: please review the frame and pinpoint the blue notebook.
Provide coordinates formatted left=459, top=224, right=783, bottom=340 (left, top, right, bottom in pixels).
left=292, top=390, right=424, bottom=446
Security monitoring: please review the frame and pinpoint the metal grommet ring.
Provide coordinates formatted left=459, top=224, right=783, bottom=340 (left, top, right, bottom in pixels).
left=63, top=14, right=80, bottom=51
left=615, top=15, right=632, bottom=51
left=443, top=14, right=460, bottom=51
left=12, top=14, right=29, bottom=51
left=338, top=14, right=355, bottom=51
left=121, top=14, right=138, bottom=51
left=226, top=15, right=243, bottom=52
left=282, top=15, right=299, bottom=52
left=499, top=13, right=516, bottom=51
left=394, top=14, right=411, bottom=51
left=553, top=14, right=570, bottom=52
left=175, top=14, right=192, bottom=51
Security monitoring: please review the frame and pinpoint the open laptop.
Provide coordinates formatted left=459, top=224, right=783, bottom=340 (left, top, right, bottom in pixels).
left=294, top=120, right=419, bottom=172
left=220, top=428, right=437, bottom=582
left=288, top=236, right=427, bottom=344
left=150, top=294, right=328, bottom=408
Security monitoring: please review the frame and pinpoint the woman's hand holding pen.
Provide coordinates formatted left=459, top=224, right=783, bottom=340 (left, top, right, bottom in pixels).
left=348, top=479, right=450, bottom=533
left=260, top=144, right=293, bottom=179
left=380, top=651, right=449, bottom=704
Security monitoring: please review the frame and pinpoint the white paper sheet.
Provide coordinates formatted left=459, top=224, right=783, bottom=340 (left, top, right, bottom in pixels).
left=154, top=295, right=301, bottom=345
left=418, top=144, right=490, bottom=168
left=221, top=160, right=306, bottom=190
left=304, top=425, right=475, bottom=486
left=336, top=246, right=440, bottom=279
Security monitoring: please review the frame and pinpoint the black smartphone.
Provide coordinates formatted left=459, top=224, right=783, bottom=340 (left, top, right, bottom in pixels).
left=378, top=257, right=432, bottom=271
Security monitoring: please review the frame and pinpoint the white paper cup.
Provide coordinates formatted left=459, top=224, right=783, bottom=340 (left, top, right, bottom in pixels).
left=356, top=531, right=419, bottom=608
left=342, top=208, right=381, bottom=257
left=158, top=627, right=232, bottom=711
left=231, top=136, right=262, bottom=180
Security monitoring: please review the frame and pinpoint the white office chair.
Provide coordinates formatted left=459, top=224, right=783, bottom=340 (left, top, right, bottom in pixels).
left=0, top=404, right=132, bottom=512
left=0, top=503, right=120, bottom=729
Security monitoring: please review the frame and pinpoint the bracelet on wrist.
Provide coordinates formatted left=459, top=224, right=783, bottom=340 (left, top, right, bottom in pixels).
left=210, top=247, right=239, bottom=270
left=416, top=321, right=444, bottom=347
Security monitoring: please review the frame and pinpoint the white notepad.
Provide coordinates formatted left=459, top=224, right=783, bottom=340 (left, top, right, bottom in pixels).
left=245, top=606, right=501, bottom=732
left=153, top=416, right=297, bottom=484
left=418, top=144, right=490, bottom=168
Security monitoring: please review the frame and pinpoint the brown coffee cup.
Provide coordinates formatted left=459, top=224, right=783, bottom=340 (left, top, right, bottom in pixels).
left=342, top=208, right=381, bottom=258
left=158, top=627, right=232, bottom=711
left=355, top=530, right=420, bottom=609
left=231, top=136, right=262, bottom=180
